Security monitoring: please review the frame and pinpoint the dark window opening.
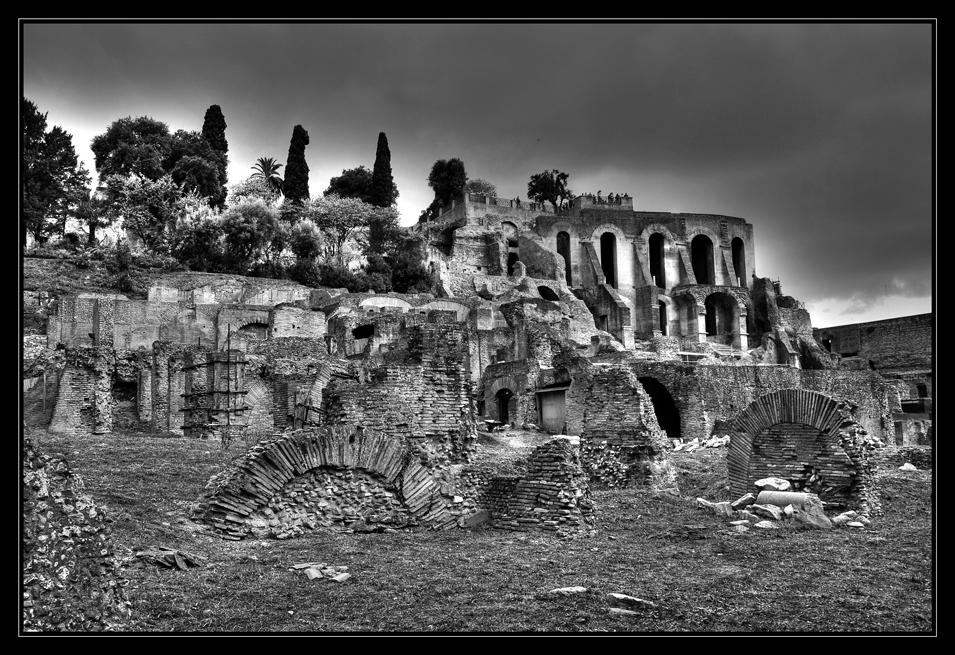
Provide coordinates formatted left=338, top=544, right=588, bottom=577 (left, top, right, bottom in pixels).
left=352, top=324, right=375, bottom=339
left=507, top=239, right=519, bottom=249
left=691, top=234, right=714, bottom=285
left=658, top=301, right=668, bottom=335
left=821, top=337, right=832, bottom=352
left=894, top=421, right=904, bottom=446
left=917, top=383, right=927, bottom=398
left=598, top=314, right=609, bottom=331
left=731, top=237, right=746, bottom=286
left=638, top=377, right=681, bottom=441
left=600, top=232, right=617, bottom=288
left=705, top=302, right=717, bottom=335
left=538, top=286, right=560, bottom=301
left=649, top=233, right=665, bottom=288
left=556, top=231, right=572, bottom=286
left=496, top=348, right=507, bottom=363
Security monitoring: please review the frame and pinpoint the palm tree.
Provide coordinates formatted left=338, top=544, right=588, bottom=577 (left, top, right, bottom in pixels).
left=251, top=157, right=284, bottom=194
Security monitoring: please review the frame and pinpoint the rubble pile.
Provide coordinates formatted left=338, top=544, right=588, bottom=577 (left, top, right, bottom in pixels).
left=696, top=477, right=873, bottom=533
left=22, top=439, right=132, bottom=632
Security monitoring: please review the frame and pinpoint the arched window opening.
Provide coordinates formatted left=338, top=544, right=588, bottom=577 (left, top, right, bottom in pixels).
left=658, top=301, right=668, bottom=335
left=600, top=232, right=617, bottom=288
left=638, top=377, right=681, bottom=441
left=556, top=231, right=572, bottom=285
left=691, top=234, right=714, bottom=285
left=538, top=286, right=560, bottom=301
left=731, top=237, right=746, bottom=287
left=495, top=388, right=513, bottom=425
left=649, top=233, right=666, bottom=288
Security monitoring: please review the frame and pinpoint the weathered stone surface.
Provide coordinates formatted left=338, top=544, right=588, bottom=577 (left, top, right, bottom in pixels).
left=329, top=572, right=352, bottom=583
left=831, top=511, right=858, bottom=526
left=750, top=504, right=783, bottom=521
left=753, top=520, right=779, bottom=529
left=846, top=521, right=866, bottom=528
left=754, top=477, right=791, bottom=492
left=899, top=462, right=918, bottom=471
left=730, top=493, right=757, bottom=511
left=608, top=607, right=640, bottom=616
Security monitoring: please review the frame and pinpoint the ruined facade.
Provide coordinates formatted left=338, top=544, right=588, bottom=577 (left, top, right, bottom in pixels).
left=26, top=192, right=929, bottom=531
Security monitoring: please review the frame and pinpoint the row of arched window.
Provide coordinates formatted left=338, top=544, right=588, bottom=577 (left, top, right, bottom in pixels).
left=555, top=231, right=747, bottom=289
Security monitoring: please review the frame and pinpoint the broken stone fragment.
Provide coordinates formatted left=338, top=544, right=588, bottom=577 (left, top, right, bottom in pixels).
left=754, top=477, right=791, bottom=492
left=846, top=521, right=865, bottom=528
left=729, top=520, right=750, bottom=526
left=753, top=520, right=778, bottom=529
left=736, top=509, right=760, bottom=523
left=899, top=463, right=918, bottom=471
left=831, top=511, right=858, bottom=526
left=607, top=593, right=656, bottom=610
left=730, top=493, right=757, bottom=511
left=304, top=568, right=323, bottom=580
left=329, top=572, right=351, bottom=583
left=733, top=524, right=749, bottom=533
left=608, top=607, right=639, bottom=616
left=750, top=504, right=783, bottom=521
left=549, top=586, right=587, bottom=595
left=792, top=506, right=832, bottom=530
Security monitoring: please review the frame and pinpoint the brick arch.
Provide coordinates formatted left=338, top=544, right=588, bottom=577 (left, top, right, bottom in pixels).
left=489, top=376, right=521, bottom=397
left=199, top=426, right=457, bottom=539
left=727, top=389, right=882, bottom=514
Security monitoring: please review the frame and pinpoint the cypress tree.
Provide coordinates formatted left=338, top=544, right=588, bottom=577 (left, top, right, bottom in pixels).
left=200, top=104, right=229, bottom=208
left=370, top=132, right=397, bottom=208
left=284, top=125, right=310, bottom=206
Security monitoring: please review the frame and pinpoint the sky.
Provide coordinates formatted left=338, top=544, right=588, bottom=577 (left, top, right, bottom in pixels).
left=21, top=21, right=934, bottom=328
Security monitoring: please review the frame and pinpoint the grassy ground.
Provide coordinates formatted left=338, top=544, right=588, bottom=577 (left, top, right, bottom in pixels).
left=26, top=429, right=935, bottom=634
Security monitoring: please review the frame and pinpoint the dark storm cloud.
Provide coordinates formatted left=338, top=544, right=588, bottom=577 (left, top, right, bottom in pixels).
left=22, top=21, right=932, bottom=321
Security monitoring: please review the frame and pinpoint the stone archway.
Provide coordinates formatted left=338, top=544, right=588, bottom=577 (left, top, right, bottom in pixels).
left=198, top=426, right=457, bottom=539
left=728, top=389, right=882, bottom=514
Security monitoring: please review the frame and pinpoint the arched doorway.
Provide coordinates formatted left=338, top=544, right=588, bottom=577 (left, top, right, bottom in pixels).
left=638, top=377, right=681, bottom=441
left=691, top=234, right=714, bottom=285
left=495, top=388, right=514, bottom=425
left=600, top=232, right=617, bottom=288
left=649, top=233, right=666, bottom=288
left=731, top=237, right=746, bottom=287
left=556, top=231, right=572, bottom=285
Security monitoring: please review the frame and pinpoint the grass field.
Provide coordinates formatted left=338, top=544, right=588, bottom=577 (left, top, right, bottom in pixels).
left=26, top=429, right=935, bottom=634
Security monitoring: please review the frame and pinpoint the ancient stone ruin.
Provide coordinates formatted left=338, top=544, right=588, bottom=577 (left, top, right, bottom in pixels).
left=25, top=190, right=932, bottom=535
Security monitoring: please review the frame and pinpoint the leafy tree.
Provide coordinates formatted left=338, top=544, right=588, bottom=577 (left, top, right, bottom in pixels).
left=220, top=198, right=281, bottom=271
left=251, top=157, right=284, bottom=195
left=465, top=178, right=497, bottom=199
left=22, top=98, right=91, bottom=245
left=370, top=132, right=398, bottom=208
left=91, top=116, right=173, bottom=182
left=167, top=196, right=224, bottom=271
left=201, top=104, right=229, bottom=207
left=324, top=165, right=373, bottom=203
left=303, top=194, right=393, bottom=268
left=422, top=158, right=466, bottom=221
left=74, top=191, right=113, bottom=245
left=230, top=175, right=281, bottom=207
left=388, top=232, right=435, bottom=294
left=527, top=169, right=572, bottom=212
left=283, top=125, right=310, bottom=206
left=289, top=219, right=323, bottom=261
left=165, top=130, right=226, bottom=207
left=104, top=173, right=185, bottom=251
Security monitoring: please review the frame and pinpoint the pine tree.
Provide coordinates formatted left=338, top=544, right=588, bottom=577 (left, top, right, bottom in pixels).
left=370, top=132, right=397, bottom=208
left=284, top=125, right=310, bottom=207
left=200, top=105, right=229, bottom=209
